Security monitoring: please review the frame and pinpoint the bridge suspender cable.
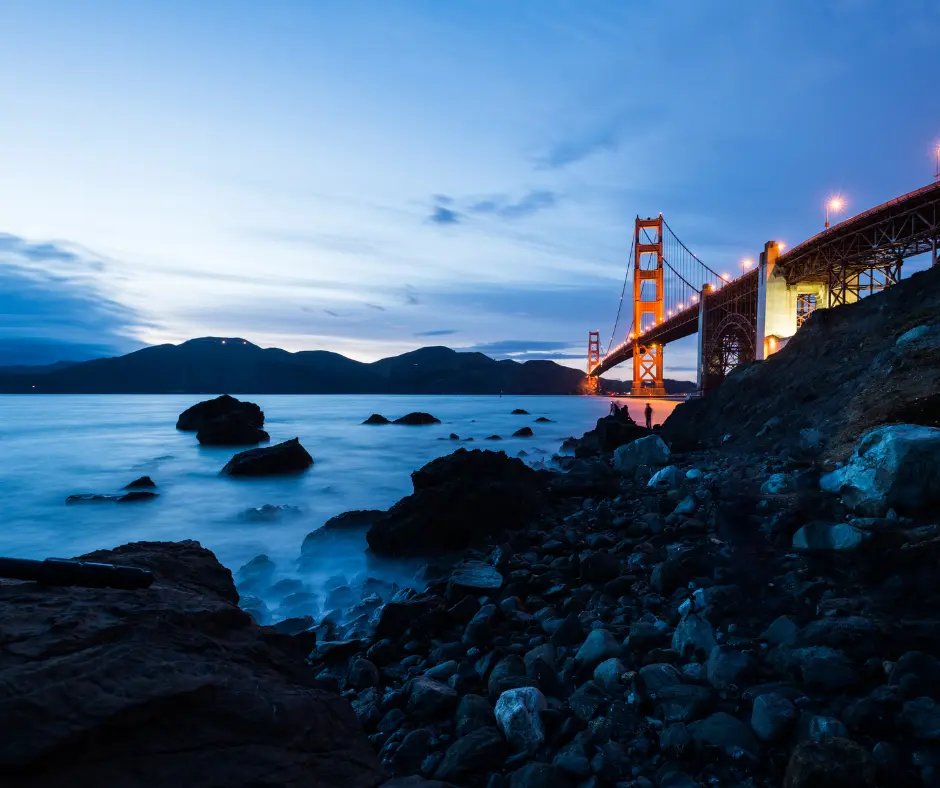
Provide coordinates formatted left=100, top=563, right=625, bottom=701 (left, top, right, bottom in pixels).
left=605, top=235, right=635, bottom=355
left=660, top=216, right=725, bottom=279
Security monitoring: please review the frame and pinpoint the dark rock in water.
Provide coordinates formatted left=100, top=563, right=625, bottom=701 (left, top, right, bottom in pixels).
left=511, top=409, right=530, bottom=415
left=66, top=491, right=159, bottom=504
left=234, top=554, right=276, bottom=594
left=783, top=738, right=878, bottom=788
left=374, top=596, right=440, bottom=640
left=197, top=412, right=270, bottom=446
left=449, top=433, right=460, bottom=440
left=363, top=413, right=391, bottom=425
left=0, top=540, right=382, bottom=788
left=221, top=437, right=313, bottom=476
left=512, top=427, right=534, bottom=438
left=366, top=449, right=550, bottom=555
left=485, top=435, right=503, bottom=441
left=176, top=394, right=263, bottom=432
left=124, top=476, right=156, bottom=489
left=393, top=412, right=441, bottom=425
left=535, top=417, right=554, bottom=423
left=301, top=509, right=385, bottom=554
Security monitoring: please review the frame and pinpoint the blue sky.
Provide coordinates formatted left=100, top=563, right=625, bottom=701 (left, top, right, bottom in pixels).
left=1, top=0, right=938, bottom=375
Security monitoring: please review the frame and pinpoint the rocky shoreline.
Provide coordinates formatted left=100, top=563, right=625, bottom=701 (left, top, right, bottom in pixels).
left=4, top=397, right=940, bottom=787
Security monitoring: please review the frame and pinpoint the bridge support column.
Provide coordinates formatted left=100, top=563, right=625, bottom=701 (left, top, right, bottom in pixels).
left=632, top=217, right=666, bottom=396
left=696, top=283, right=710, bottom=392
left=933, top=235, right=937, bottom=267
left=755, top=241, right=782, bottom=361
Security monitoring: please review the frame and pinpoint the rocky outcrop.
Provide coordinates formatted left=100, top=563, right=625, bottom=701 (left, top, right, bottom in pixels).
left=0, top=540, right=383, bottom=788
left=511, top=409, right=529, bottom=415
left=176, top=394, right=264, bottom=432
left=364, top=414, right=391, bottom=425
left=366, top=449, right=550, bottom=555
left=124, top=476, right=156, bottom=489
left=221, top=437, right=314, bottom=476
left=302, top=509, right=386, bottom=553
left=565, top=406, right=649, bottom=457
left=393, top=413, right=441, bottom=425
left=512, top=427, right=534, bottom=438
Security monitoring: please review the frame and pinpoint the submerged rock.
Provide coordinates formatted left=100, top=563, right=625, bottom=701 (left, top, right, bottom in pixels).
left=363, top=413, right=391, bottom=425
left=366, top=449, right=549, bottom=555
left=511, top=409, right=530, bottom=415
left=0, top=540, right=382, bottom=788
left=221, top=438, right=314, bottom=477
left=535, top=416, right=554, bottom=423
left=393, top=412, right=441, bottom=425
left=301, top=509, right=385, bottom=553
left=66, top=491, right=158, bottom=504
left=176, top=394, right=263, bottom=432
left=512, top=427, right=534, bottom=438
left=124, top=476, right=156, bottom=489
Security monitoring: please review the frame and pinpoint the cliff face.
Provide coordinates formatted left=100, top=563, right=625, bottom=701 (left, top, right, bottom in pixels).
left=662, top=265, right=940, bottom=458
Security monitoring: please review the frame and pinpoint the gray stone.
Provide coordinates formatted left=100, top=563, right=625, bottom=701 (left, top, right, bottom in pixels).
left=463, top=604, right=498, bottom=647
left=648, top=465, right=685, bottom=489
left=593, top=658, right=626, bottom=692
left=673, top=495, right=698, bottom=516
left=705, top=645, right=756, bottom=689
left=448, top=561, right=503, bottom=600
left=688, top=711, right=759, bottom=758
left=636, top=663, right=683, bottom=697
left=900, top=696, right=940, bottom=740
left=751, top=693, right=796, bottom=742
left=672, top=615, right=717, bottom=659
left=760, top=473, right=790, bottom=494
left=792, top=522, right=867, bottom=551
left=808, top=715, right=849, bottom=741
left=760, top=615, right=798, bottom=646
left=347, top=657, right=380, bottom=690
left=655, top=684, right=715, bottom=724
left=406, top=677, right=459, bottom=721
left=433, top=727, right=507, bottom=783
left=819, top=424, right=940, bottom=516
left=494, top=686, right=547, bottom=754
left=455, top=694, right=495, bottom=737
left=508, top=763, right=572, bottom=788
left=659, top=723, right=692, bottom=757
left=575, top=628, right=622, bottom=668
left=614, top=435, right=670, bottom=474
left=797, top=647, right=859, bottom=690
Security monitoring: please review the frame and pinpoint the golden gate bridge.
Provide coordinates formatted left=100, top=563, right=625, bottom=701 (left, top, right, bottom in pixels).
left=587, top=180, right=940, bottom=394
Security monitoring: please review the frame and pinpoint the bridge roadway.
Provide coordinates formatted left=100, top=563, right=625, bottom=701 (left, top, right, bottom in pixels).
left=591, top=269, right=758, bottom=378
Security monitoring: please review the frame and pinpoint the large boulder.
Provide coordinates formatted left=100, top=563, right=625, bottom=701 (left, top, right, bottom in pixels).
left=221, top=438, right=314, bottom=477
left=366, top=449, right=550, bottom=556
left=614, top=435, right=670, bottom=474
left=197, top=412, right=270, bottom=446
left=783, top=738, right=878, bottom=788
left=301, top=510, right=385, bottom=553
left=820, top=424, right=940, bottom=516
left=566, top=408, right=648, bottom=456
left=393, top=412, right=441, bottom=425
left=176, top=394, right=264, bottom=432
left=0, top=540, right=382, bottom=788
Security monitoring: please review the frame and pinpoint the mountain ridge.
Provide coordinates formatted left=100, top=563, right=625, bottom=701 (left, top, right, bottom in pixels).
left=0, top=337, right=696, bottom=395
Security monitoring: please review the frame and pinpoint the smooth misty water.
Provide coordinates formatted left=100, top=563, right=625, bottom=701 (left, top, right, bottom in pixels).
left=0, top=394, right=677, bottom=619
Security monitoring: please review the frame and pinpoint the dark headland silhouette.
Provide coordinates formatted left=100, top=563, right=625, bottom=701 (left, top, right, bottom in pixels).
left=0, top=337, right=696, bottom=395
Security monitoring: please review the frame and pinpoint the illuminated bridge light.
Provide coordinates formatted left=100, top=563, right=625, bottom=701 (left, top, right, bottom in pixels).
left=721, top=273, right=730, bottom=281
left=777, top=242, right=786, bottom=251
left=690, top=295, right=698, bottom=303
left=678, top=302, right=684, bottom=309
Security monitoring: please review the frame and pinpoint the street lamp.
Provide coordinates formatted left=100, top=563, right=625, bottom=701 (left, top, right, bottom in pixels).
left=741, top=258, right=753, bottom=272
left=936, top=145, right=940, bottom=183
left=825, top=196, right=845, bottom=229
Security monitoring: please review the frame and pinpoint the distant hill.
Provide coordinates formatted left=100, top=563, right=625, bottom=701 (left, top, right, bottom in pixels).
left=0, top=337, right=695, bottom=395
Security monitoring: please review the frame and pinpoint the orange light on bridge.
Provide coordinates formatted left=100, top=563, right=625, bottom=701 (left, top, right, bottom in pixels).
left=777, top=241, right=786, bottom=251
left=690, top=295, right=698, bottom=303
left=825, top=196, right=846, bottom=229
left=721, top=273, right=730, bottom=281
left=741, top=258, right=753, bottom=271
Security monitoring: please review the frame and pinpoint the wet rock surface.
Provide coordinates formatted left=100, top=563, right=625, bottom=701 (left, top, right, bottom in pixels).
left=0, top=540, right=382, bottom=788
left=221, top=437, right=314, bottom=476
left=176, top=394, right=264, bottom=432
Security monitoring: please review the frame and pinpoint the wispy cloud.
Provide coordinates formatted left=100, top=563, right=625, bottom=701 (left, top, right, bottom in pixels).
left=366, top=303, right=386, bottom=311
left=415, top=329, right=457, bottom=337
left=324, top=309, right=342, bottom=317
left=403, top=285, right=420, bottom=305
left=468, top=190, right=558, bottom=219
left=462, top=339, right=576, bottom=357
left=428, top=203, right=461, bottom=225
left=534, top=111, right=629, bottom=170
left=0, top=232, right=145, bottom=365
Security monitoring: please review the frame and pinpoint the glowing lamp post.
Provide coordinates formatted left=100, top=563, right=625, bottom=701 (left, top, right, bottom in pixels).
left=825, top=196, right=845, bottom=229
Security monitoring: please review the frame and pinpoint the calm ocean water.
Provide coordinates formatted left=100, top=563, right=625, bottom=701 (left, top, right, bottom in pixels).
left=0, top=394, right=677, bottom=618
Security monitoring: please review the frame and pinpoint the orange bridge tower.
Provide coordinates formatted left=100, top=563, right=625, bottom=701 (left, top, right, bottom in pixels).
left=633, top=216, right=666, bottom=396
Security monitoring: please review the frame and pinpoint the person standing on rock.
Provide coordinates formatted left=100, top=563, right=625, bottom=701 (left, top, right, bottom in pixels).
left=645, top=402, right=653, bottom=429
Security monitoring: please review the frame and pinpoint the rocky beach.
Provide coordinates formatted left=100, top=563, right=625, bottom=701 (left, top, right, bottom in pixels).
left=3, top=267, right=940, bottom=788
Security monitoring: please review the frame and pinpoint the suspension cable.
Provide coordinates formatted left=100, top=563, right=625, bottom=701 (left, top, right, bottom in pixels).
left=660, top=215, right=725, bottom=279
left=605, top=234, right=635, bottom=354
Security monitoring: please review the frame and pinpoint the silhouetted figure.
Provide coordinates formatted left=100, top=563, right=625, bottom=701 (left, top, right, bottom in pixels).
left=645, top=402, right=653, bottom=429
